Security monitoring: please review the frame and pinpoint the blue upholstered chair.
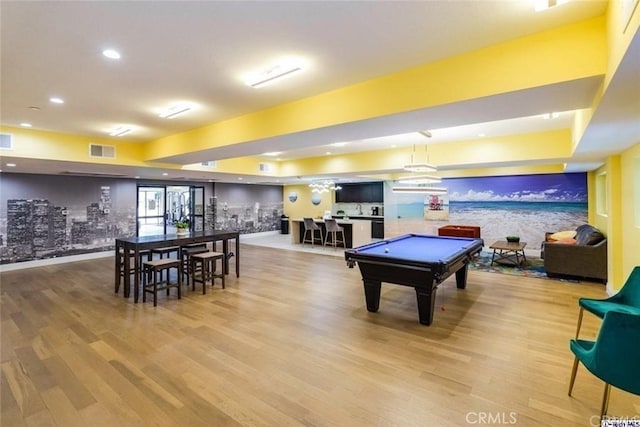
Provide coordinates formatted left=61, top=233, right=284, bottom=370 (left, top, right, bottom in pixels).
left=575, top=266, right=640, bottom=338
left=568, top=310, right=640, bottom=422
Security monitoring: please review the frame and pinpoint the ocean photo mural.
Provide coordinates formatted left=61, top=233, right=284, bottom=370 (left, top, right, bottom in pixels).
left=384, top=173, right=588, bottom=253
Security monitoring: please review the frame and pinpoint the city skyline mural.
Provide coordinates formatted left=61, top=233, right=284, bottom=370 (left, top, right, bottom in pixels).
left=212, top=182, right=284, bottom=234
left=0, top=174, right=285, bottom=265
left=0, top=174, right=137, bottom=264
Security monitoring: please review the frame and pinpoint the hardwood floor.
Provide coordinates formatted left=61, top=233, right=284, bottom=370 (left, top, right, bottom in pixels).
left=1, top=244, right=638, bottom=426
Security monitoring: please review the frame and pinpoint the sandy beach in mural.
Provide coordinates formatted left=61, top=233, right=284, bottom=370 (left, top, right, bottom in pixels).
left=386, top=201, right=588, bottom=255
left=384, top=173, right=589, bottom=256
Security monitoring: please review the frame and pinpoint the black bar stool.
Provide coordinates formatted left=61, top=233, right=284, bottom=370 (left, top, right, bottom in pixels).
left=190, top=251, right=225, bottom=293
left=142, top=258, right=182, bottom=306
left=180, top=245, right=209, bottom=283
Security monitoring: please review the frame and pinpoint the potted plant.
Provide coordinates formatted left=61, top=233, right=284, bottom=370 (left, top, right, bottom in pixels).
left=175, top=220, right=190, bottom=234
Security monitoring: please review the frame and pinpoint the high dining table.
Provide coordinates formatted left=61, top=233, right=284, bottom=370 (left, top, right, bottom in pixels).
left=115, top=230, right=240, bottom=303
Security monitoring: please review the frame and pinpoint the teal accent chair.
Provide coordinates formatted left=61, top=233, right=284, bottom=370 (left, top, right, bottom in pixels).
left=568, top=310, right=640, bottom=422
left=575, top=266, right=640, bottom=338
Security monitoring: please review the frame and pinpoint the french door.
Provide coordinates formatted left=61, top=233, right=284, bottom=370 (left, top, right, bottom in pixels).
left=137, top=185, right=204, bottom=236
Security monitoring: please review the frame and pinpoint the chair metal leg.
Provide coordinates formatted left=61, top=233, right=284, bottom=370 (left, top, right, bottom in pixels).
left=575, top=307, right=584, bottom=339
left=568, top=356, right=579, bottom=396
left=600, top=383, right=611, bottom=420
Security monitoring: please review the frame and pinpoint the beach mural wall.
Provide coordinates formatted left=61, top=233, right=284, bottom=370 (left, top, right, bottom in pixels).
left=384, top=172, right=588, bottom=253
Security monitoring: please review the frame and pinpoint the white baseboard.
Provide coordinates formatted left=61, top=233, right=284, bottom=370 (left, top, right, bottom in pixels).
left=240, top=230, right=281, bottom=240
left=0, top=251, right=112, bottom=273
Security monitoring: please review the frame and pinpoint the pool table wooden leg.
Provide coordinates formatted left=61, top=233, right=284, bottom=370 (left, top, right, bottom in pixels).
left=415, top=288, right=436, bottom=325
left=363, top=280, right=381, bottom=312
left=455, top=263, right=469, bottom=289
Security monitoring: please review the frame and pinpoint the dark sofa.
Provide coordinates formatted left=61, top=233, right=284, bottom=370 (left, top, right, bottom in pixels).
left=542, top=224, right=608, bottom=283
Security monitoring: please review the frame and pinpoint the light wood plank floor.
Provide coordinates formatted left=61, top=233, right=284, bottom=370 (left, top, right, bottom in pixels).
left=1, top=244, right=638, bottom=426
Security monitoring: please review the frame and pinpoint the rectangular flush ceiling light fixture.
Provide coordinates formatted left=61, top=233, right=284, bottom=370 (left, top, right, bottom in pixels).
left=159, top=105, right=191, bottom=119
left=109, top=126, right=132, bottom=137
left=246, top=62, right=304, bottom=88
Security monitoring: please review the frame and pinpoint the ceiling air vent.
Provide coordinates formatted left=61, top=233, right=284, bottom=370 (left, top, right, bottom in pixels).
left=201, top=161, right=217, bottom=168
left=0, top=133, right=13, bottom=150
left=89, top=143, right=116, bottom=159
left=259, top=163, right=270, bottom=172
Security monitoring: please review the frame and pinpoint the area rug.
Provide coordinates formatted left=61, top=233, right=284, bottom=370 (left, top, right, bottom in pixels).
left=469, top=250, right=552, bottom=280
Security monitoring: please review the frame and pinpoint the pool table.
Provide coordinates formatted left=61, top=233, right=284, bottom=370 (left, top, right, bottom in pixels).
left=344, top=234, right=484, bottom=325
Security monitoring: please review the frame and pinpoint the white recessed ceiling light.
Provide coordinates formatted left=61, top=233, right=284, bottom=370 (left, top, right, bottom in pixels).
left=102, top=49, right=121, bottom=59
left=6, top=163, right=16, bottom=167
left=262, top=152, right=282, bottom=156
left=50, top=97, right=64, bottom=104
left=542, top=112, right=560, bottom=119
left=20, top=123, right=32, bottom=127
left=162, top=172, right=168, bottom=176
left=159, top=104, right=192, bottom=119
left=238, top=177, right=243, bottom=180
left=330, top=142, right=347, bottom=147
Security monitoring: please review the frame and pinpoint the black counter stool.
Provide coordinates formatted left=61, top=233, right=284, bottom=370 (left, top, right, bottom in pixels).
left=190, top=251, right=225, bottom=293
left=150, top=246, right=180, bottom=282
left=180, top=245, right=209, bottom=283
left=142, top=258, right=181, bottom=306
left=116, top=249, right=151, bottom=295
left=151, top=246, right=180, bottom=259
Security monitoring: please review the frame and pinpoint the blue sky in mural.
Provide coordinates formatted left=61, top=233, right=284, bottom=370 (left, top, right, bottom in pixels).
left=443, top=173, right=587, bottom=203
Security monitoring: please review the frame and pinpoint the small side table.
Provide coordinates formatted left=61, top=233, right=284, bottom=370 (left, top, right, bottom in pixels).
left=490, top=240, right=527, bottom=267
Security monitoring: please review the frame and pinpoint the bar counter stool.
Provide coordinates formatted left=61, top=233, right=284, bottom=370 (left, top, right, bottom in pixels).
left=302, top=217, right=323, bottom=246
left=190, top=251, right=225, bottom=293
left=142, top=258, right=182, bottom=306
left=151, top=246, right=180, bottom=259
left=116, top=249, right=151, bottom=295
left=150, top=246, right=180, bottom=282
left=180, top=245, right=209, bottom=283
left=324, top=218, right=345, bottom=249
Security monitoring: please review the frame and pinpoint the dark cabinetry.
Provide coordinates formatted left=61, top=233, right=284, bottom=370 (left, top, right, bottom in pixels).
left=335, top=182, right=383, bottom=203
left=372, top=220, right=385, bottom=239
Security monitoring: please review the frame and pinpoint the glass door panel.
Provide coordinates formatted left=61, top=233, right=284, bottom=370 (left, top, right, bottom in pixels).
left=191, top=187, right=204, bottom=231
left=137, top=186, right=165, bottom=236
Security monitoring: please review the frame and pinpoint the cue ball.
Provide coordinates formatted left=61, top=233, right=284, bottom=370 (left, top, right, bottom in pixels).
left=384, top=248, right=389, bottom=253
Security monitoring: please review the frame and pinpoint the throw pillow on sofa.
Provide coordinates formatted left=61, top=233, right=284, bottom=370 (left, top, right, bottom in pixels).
left=574, top=224, right=605, bottom=246
left=549, top=230, right=577, bottom=241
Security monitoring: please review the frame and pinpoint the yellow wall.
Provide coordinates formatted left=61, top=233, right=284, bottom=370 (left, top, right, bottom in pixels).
left=620, top=143, right=640, bottom=282
left=144, top=17, right=606, bottom=162
left=282, top=185, right=333, bottom=220
left=590, top=145, right=640, bottom=290
left=0, top=125, right=148, bottom=167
